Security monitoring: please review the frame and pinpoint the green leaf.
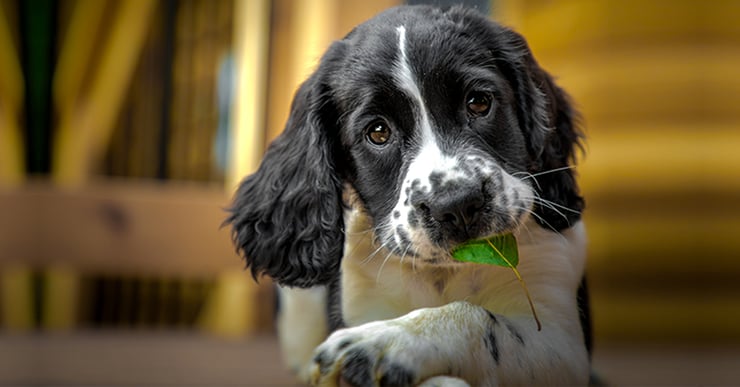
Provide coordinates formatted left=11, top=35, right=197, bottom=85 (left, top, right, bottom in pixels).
left=451, top=233, right=519, bottom=267
left=450, top=233, right=542, bottom=331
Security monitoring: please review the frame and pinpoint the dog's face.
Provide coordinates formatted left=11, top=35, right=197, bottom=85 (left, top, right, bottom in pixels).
left=227, top=6, right=583, bottom=286
left=332, top=13, right=540, bottom=260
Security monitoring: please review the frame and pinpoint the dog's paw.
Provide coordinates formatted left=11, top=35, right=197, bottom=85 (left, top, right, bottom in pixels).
left=310, top=320, right=428, bottom=387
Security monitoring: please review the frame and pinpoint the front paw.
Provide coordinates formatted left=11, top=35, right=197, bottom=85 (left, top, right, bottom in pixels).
left=310, top=321, right=419, bottom=387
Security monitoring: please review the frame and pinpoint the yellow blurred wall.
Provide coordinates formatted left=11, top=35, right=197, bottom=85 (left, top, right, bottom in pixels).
left=496, top=0, right=740, bottom=342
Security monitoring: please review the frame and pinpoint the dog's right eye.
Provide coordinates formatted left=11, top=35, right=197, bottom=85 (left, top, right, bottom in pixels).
left=366, top=121, right=391, bottom=146
left=466, top=91, right=492, bottom=116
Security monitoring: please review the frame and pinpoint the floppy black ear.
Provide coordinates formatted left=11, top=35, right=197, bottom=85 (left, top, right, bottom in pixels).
left=497, top=27, right=585, bottom=231
left=528, top=66, right=585, bottom=231
left=225, top=67, right=345, bottom=288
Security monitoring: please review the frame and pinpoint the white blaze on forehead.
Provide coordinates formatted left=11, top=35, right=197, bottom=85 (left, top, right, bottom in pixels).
left=393, top=26, right=457, bottom=183
left=388, top=26, right=464, bottom=250
left=394, top=33, right=457, bottom=171
left=393, top=26, right=436, bottom=150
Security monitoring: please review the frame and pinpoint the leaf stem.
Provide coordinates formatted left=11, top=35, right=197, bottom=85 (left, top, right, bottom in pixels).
left=486, top=239, right=542, bottom=331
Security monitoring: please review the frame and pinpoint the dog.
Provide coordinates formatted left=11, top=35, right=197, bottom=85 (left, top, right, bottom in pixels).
left=227, top=5, right=591, bottom=386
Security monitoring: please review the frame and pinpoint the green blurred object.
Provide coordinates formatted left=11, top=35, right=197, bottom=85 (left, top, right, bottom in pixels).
left=21, top=0, right=55, bottom=174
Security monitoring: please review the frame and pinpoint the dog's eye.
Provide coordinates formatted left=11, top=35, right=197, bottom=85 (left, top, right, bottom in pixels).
left=466, top=91, right=492, bottom=116
left=366, top=121, right=391, bottom=145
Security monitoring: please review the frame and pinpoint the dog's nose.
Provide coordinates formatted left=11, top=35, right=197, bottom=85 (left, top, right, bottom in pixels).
left=413, top=186, right=486, bottom=239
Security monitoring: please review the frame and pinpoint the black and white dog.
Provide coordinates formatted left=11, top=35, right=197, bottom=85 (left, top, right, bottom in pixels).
left=228, top=5, right=590, bottom=386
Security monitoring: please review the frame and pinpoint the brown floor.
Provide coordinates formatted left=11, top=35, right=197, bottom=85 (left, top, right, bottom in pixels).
left=0, top=332, right=297, bottom=386
left=1, top=332, right=739, bottom=386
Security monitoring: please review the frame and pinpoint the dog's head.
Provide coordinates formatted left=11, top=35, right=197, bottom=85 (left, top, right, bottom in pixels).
left=227, top=5, right=584, bottom=287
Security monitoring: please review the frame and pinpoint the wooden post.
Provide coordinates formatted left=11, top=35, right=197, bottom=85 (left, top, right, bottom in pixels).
left=198, top=0, right=271, bottom=338
left=0, top=1, right=24, bottom=187
left=0, top=266, right=34, bottom=331
left=53, top=0, right=156, bottom=187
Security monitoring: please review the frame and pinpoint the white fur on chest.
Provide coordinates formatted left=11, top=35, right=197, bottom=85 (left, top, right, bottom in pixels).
left=341, top=209, right=587, bottom=332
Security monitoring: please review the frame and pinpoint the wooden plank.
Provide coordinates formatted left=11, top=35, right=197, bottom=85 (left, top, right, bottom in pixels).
left=495, top=0, right=738, bottom=55
left=0, top=181, right=240, bottom=277
left=584, top=212, right=740, bottom=280
left=590, top=290, right=740, bottom=342
left=541, top=46, right=740, bottom=126
left=579, top=124, right=740, bottom=194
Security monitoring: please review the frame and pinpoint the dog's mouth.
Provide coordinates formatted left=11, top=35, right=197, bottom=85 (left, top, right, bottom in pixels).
left=380, top=209, right=530, bottom=266
left=383, top=181, right=534, bottom=264
left=362, top=151, right=536, bottom=266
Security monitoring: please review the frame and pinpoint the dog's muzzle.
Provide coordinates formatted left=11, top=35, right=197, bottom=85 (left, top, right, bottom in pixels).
left=410, top=178, right=490, bottom=245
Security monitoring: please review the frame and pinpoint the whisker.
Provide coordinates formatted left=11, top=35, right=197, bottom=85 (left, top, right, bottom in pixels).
left=375, top=248, right=396, bottom=283
left=519, top=190, right=573, bottom=224
left=517, top=218, right=536, bottom=242
left=344, top=227, right=376, bottom=236
left=411, top=248, right=418, bottom=274
left=512, top=205, right=564, bottom=238
left=347, top=230, right=371, bottom=260
left=529, top=197, right=569, bottom=223
left=361, top=242, right=386, bottom=265
left=398, top=243, right=413, bottom=273
left=524, top=195, right=581, bottom=215
left=513, top=165, right=576, bottom=193
left=511, top=171, right=542, bottom=191
left=361, top=220, right=396, bottom=265
left=524, top=165, right=576, bottom=179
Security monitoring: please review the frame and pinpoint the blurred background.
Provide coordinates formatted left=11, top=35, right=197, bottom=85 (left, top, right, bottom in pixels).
left=0, top=0, right=738, bottom=385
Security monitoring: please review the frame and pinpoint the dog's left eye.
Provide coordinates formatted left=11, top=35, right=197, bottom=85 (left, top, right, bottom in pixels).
left=366, top=121, right=391, bottom=146
left=466, top=91, right=492, bottom=116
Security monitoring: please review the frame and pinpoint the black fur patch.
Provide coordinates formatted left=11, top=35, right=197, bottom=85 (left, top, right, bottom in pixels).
left=407, top=209, right=419, bottom=228
left=313, top=350, right=332, bottom=376
left=378, top=362, right=415, bottom=387
left=485, top=310, right=501, bottom=364
left=485, top=330, right=500, bottom=364
left=327, top=276, right=346, bottom=332
left=577, top=277, right=593, bottom=357
left=341, top=348, right=375, bottom=387
left=486, top=310, right=499, bottom=325
left=507, top=322, right=525, bottom=346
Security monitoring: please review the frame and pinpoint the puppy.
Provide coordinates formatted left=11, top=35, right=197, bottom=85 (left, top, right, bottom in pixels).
left=227, top=5, right=591, bottom=386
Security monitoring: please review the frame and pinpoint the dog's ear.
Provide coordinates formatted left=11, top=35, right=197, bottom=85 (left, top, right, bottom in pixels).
left=226, top=47, right=345, bottom=288
left=527, top=64, right=585, bottom=231
left=497, top=27, right=585, bottom=231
